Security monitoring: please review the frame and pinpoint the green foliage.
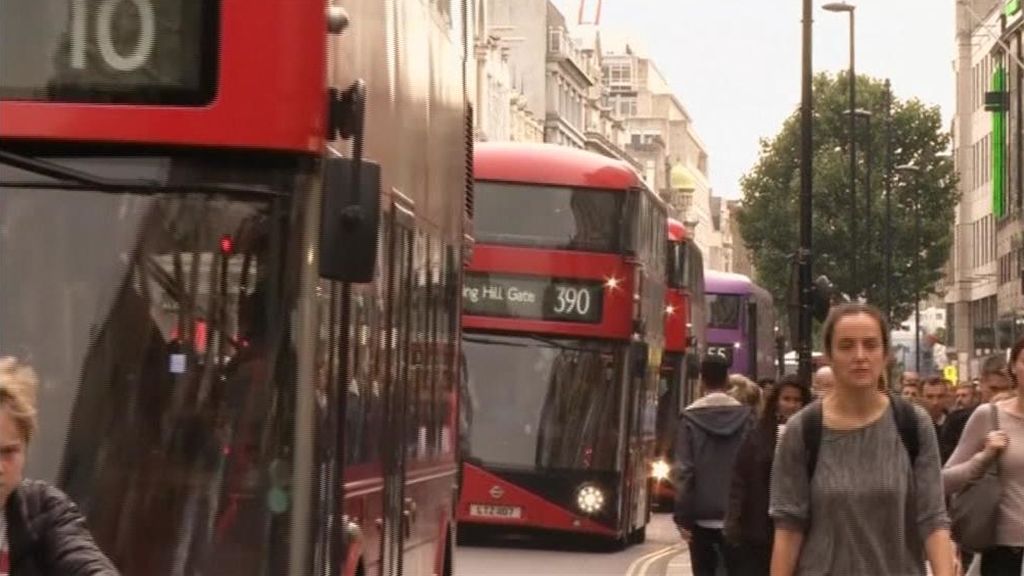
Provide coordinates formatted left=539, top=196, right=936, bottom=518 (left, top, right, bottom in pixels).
left=738, top=73, right=958, bottom=329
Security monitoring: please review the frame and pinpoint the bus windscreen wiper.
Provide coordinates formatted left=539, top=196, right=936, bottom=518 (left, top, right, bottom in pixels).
left=0, top=149, right=284, bottom=197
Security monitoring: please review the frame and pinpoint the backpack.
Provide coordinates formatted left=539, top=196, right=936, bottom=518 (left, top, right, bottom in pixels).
left=801, top=393, right=920, bottom=479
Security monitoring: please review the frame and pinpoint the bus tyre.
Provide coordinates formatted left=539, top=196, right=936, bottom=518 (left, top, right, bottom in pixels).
left=629, top=525, right=647, bottom=545
left=443, top=529, right=453, bottom=576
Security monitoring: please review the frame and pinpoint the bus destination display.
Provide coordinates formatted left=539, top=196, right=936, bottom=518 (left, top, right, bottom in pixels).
left=0, top=0, right=216, bottom=104
left=463, top=273, right=604, bottom=324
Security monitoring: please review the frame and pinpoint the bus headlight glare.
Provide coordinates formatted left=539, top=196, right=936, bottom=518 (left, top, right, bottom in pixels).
left=651, top=459, right=671, bottom=481
left=575, top=484, right=605, bottom=515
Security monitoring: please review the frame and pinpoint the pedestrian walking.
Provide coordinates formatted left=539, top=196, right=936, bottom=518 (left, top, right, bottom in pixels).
left=811, top=366, right=834, bottom=399
left=673, top=354, right=755, bottom=576
left=769, top=303, right=955, bottom=576
left=723, top=374, right=810, bottom=576
left=728, top=374, right=764, bottom=416
left=922, top=377, right=958, bottom=464
left=942, top=338, right=1024, bottom=576
left=955, top=383, right=978, bottom=411
left=0, top=357, right=119, bottom=576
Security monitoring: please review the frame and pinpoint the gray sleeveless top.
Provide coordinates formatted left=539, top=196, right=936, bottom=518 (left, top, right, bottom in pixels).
left=769, top=403, right=950, bottom=575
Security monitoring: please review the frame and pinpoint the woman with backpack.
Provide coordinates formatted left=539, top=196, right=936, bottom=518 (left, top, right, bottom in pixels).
left=942, top=338, right=1024, bottom=575
left=723, top=374, right=810, bottom=575
left=769, top=303, right=955, bottom=576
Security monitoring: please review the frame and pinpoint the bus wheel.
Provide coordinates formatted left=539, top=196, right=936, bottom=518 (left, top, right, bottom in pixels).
left=443, top=530, right=453, bottom=576
left=629, top=525, right=647, bottom=545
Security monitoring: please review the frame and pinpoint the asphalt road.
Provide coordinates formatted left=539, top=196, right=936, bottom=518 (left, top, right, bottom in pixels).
left=454, top=513, right=693, bottom=576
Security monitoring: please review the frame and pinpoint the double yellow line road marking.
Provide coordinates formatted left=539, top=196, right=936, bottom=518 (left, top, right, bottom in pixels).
left=624, top=543, right=685, bottom=576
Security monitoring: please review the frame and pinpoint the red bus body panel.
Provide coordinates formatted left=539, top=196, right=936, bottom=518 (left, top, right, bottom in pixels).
left=458, top=464, right=616, bottom=537
left=0, top=0, right=325, bottom=153
left=665, top=287, right=689, bottom=354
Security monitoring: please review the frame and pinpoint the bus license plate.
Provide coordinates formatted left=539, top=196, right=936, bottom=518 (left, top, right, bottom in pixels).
left=469, top=504, right=523, bottom=519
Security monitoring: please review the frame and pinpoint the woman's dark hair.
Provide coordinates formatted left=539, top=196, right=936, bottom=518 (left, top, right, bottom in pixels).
left=1010, top=336, right=1024, bottom=374
left=759, top=374, right=810, bottom=433
left=821, top=302, right=891, bottom=356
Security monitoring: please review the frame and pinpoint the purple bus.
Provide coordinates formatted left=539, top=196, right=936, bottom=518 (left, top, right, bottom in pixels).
left=703, top=270, right=777, bottom=380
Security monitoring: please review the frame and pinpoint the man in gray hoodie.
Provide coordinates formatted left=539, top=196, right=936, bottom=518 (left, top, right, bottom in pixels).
left=672, top=354, right=754, bottom=576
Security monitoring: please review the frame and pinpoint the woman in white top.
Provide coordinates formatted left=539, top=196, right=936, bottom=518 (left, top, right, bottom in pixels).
left=943, top=339, right=1024, bottom=575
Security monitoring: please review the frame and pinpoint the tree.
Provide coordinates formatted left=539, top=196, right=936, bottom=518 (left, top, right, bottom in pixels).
left=738, top=73, right=958, bottom=329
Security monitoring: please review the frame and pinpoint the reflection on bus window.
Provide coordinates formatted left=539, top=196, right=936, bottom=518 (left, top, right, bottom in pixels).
left=0, top=179, right=295, bottom=574
left=462, top=334, right=622, bottom=472
left=474, top=182, right=625, bottom=253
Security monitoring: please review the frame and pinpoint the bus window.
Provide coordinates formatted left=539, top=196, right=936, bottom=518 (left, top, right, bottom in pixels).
left=708, top=294, right=742, bottom=329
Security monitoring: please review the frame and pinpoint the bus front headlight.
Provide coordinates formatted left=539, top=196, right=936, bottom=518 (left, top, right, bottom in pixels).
left=651, top=459, right=671, bottom=481
left=575, top=484, right=606, bottom=515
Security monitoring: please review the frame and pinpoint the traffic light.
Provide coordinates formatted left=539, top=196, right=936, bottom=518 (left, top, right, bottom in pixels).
left=812, top=275, right=840, bottom=322
left=787, top=260, right=844, bottom=345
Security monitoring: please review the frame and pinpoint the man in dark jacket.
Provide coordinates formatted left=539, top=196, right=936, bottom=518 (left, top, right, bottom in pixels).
left=4, top=480, right=119, bottom=576
left=672, top=354, right=754, bottom=576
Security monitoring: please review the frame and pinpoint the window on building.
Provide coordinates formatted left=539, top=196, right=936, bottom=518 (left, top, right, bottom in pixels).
left=615, top=96, right=637, bottom=117
left=607, top=63, right=632, bottom=86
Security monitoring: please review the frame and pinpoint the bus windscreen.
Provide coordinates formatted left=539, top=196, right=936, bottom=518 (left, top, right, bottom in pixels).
left=0, top=0, right=217, bottom=104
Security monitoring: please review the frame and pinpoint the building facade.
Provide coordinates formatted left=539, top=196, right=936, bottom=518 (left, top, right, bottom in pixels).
left=600, top=42, right=717, bottom=257
left=469, top=0, right=543, bottom=143
left=727, top=200, right=755, bottom=277
left=948, top=0, right=1014, bottom=378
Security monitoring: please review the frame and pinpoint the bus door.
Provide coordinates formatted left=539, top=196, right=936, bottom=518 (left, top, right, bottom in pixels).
left=381, top=192, right=416, bottom=576
left=624, top=341, right=651, bottom=536
left=746, top=301, right=758, bottom=380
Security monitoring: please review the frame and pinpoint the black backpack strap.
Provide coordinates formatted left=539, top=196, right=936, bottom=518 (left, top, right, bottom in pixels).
left=889, top=393, right=920, bottom=465
left=802, top=400, right=824, bottom=480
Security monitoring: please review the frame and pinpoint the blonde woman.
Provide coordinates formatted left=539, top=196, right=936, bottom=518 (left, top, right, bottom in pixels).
left=729, top=374, right=764, bottom=416
left=0, top=357, right=118, bottom=575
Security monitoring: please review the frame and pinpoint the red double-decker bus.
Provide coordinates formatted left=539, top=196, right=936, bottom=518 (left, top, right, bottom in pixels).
left=0, top=2, right=468, bottom=575
left=456, top=142, right=666, bottom=546
left=650, top=218, right=707, bottom=507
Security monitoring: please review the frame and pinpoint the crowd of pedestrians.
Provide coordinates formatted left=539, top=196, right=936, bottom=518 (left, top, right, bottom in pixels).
left=672, top=302, right=1023, bottom=576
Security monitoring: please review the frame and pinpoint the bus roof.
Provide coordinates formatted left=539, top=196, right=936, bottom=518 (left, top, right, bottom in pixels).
left=474, top=142, right=643, bottom=191
left=667, top=218, right=688, bottom=242
left=705, top=270, right=755, bottom=295
left=705, top=270, right=774, bottom=302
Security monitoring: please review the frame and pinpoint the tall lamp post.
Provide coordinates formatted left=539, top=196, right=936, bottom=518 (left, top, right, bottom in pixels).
left=883, top=79, right=893, bottom=323
left=797, top=0, right=815, bottom=384
left=896, top=163, right=923, bottom=372
left=823, top=1, right=859, bottom=295
left=846, top=108, right=873, bottom=295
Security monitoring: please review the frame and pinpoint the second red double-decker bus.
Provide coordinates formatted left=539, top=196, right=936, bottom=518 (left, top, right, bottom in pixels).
left=650, top=218, right=707, bottom=507
left=456, top=142, right=666, bottom=546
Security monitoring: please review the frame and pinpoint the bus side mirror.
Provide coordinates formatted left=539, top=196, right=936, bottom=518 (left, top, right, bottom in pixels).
left=319, top=155, right=381, bottom=282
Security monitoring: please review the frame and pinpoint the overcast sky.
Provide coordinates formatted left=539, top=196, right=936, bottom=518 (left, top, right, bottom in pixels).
left=552, top=0, right=957, bottom=199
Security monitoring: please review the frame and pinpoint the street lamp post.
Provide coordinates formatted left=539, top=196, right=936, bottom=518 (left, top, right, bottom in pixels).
left=824, top=2, right=858, bottom=295
left=846, top=107, right=873, bottom=296
left=798, top=0, right=814, bottom=384
left=883, top=79, right=893, bottom=323
left=896, top=163, right=923, bottom=372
